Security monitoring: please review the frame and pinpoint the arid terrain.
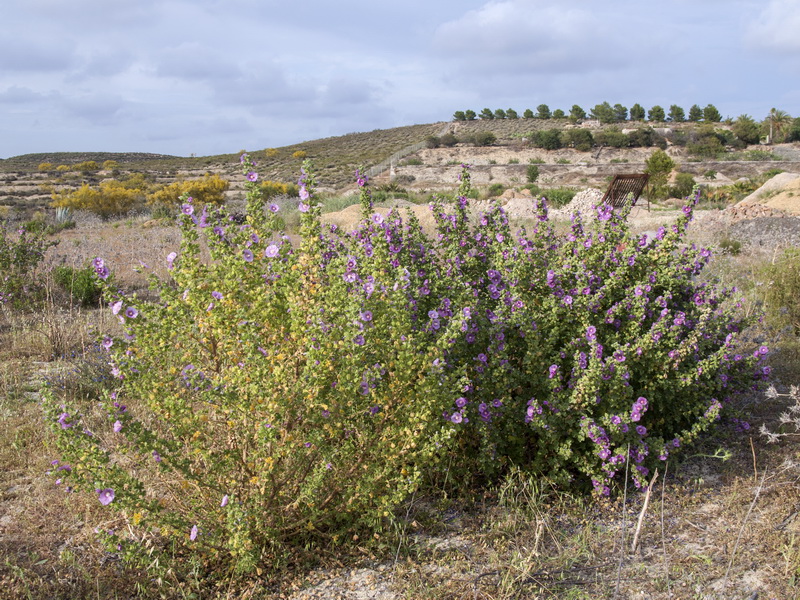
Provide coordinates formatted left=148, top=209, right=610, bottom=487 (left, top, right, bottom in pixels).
left=2, top=125, right=800, bottom=599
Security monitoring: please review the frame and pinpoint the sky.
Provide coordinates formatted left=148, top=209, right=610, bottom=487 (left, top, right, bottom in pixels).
left=1, top=0, right=799, bottom=159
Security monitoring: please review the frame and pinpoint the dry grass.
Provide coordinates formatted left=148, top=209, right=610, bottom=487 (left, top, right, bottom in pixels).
left=1, top=212, right=800, bottom=599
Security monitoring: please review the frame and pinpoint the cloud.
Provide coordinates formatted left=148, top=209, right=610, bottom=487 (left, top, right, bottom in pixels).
left=0, top=86, right=54, bottom=104
left=155, top=43, right=241, bottom=82
left=432, top=0, right=638, bottom=77
left=747, top=0, right=800, bottom=53
left=0, top=37, right=76, bottom=72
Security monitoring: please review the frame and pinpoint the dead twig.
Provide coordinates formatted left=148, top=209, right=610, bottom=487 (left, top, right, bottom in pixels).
left=660, top=461, right=671, bottom=598
left=631, top=469, right=659, bottom=553
left=614, top=444, right=631, bottom=599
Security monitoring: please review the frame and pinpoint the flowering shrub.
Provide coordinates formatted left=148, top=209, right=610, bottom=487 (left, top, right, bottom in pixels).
left=43, top=157, right=766, bottom=576
left=147, top=173, right=230, bottom=209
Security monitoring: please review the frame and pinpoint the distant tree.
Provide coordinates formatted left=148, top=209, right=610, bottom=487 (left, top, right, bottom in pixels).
left=569, top=105, right=587, bottom=121
left=668, top=105, right=685, bottom=122
left=425, top=135, right=441, bottom=149
left=785, top=117, right=800, bottom=143
left=594, top=128, right=630, bottom=148
left=648, top=105, right=666, bottom=122
left=590, top=102, right=616, bottom=124
left=703, top=104, right=722, bottom=123
left=627, top=127, right=664, bottom=148
left=506, top=108, right=519, bottom=119
left=102, top=160, right=119, bottom=171
left=292, top=150, right=308, bottom=159
left=563, top=128, right=594, bottom=151
left=38, top=162, right=54, bottom=172
left=56, top=164, right=70, bottom=173
left=453, top=110, right=466, bottom=121
left=264, top=148, right=279, bottom=158
left=479, top=108, right=495, bottom=120
left=765, top=107, right=792, bottom=144
left=686, top=126, right=726, bottom=157
left=533, top=129, right=562, bottom=150
left=613, top=104, right=628, bottom=122
left=732, top=114, right=760, bottom=145
left=629, top=103, right=646, bottom=121
left=687, top=104, right=703, bottom=122
left=526, top=164, right=539, bottom=183
left=644, top=149, right=676, bottom=200
left=494, top=108, right=507, bottom=119
left=536, top=104, right=552, bottom=119
left=464, top=109, right=477, bottom=121
left=523, top=108, right=535, bottom=119
left=552, top=108, right=566, bottom=119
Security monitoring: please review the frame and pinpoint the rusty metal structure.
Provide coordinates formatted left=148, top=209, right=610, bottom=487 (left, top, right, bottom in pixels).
left=601, top=173, right=650, bottom=210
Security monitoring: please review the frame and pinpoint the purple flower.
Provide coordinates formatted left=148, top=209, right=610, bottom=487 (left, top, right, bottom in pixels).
left=95, top=265, right=110, bottom=280
left=353, top=334, right=365, bottom=346
left=243, top=249, right=254, bottom=262
left=166, top=252, right=177, bottom=269
left=636, top=425, right=647, bottom=436
left=548, top=364, right=559, bottom=379
left=586, top=326, right=597, bottom=341
left=372, top=212, right=384, bottom=225
left=153, top=450, right=162, bottom=462
left=299, top=186, right=310, bottom=201
left=221, top=495, right=229, bottom=507
left=597, top=204, right=613, bottom=221
left=246, top=171, right=259, bottom=182
left=450, top=412, right=463, bottom=424
left=190, top=525, right=198, bottom=541
left=298, top=202, right=310, bottom=213
left=97, top=488, right=115, bottom=505
left=455, top=396, right=468, bottom=408
left=265, top=244, right=279, bottom=258
left=57, top=412, right=73, bottom=429
left=92, top=257, right=105, bottom=270
left=125, top=306, right=138, bottom=319
left=181, top=204, right=194, bottom=216
left=113, top=420, right=122, bottom=433
left=102, top=336, right=113, bottom=350
left=359, top=310, right=372, bottom=322
left=269, top=203, right=280, bottom=213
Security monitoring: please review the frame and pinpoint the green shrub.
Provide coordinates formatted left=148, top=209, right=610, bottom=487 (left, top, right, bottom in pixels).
left=0, top=223, right=58, bottom=309
left=487, top=183, right=506, bottom=197
left=763, top=248, right=800, bottom=335
left=669, top=173, right=697, bottom=199
left=54, top=263, right=106, bottom=306
left=718, top=237, right=742, bottom=256
left=440, top=133, right=458, bottom=147
left=526, top=164, right=540, bottom=184
left=470, top=132, right=496, bottom=147
left=542, top=186, right=577, bottom=207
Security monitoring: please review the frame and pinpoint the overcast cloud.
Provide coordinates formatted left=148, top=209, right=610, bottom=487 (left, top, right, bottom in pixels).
left=1, top=0, right=798, bottom=158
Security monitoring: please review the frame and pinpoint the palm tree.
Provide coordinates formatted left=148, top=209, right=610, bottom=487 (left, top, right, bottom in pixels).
left=766, top=108, right=792, bottom=144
